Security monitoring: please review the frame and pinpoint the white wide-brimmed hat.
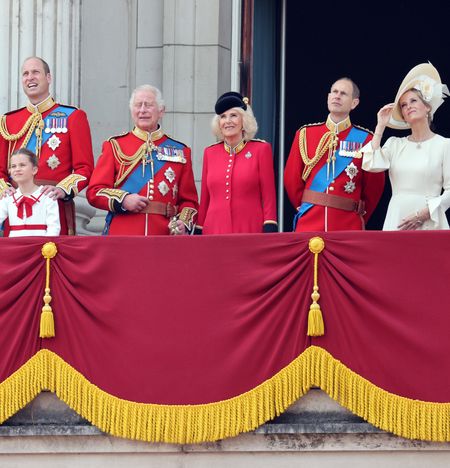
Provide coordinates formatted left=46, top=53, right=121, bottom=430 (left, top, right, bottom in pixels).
left=388, top=62, right=449, bottom=130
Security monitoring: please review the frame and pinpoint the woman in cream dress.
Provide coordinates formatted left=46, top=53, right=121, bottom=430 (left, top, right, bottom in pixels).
left=362, top=63, right=450, bottom=230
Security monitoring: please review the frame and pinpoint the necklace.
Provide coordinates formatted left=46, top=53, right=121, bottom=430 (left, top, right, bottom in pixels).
left=408, top=133, right=434, bottom=149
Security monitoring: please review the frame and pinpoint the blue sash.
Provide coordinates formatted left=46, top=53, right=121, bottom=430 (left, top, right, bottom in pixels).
left=293, top=127, right=368, bottom=230
left=103, top=137, right=186, bottom=235
left=26, top=105, right=76, bottom=152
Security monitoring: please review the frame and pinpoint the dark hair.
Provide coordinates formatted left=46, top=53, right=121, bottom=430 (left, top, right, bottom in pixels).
left=23, top=56, right=51, bottom=75
left=10, top=148, right=39, bottom=168
left=332, top=77, right=360, bottom=99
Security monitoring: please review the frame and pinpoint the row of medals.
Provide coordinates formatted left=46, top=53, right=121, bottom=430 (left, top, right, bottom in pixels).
left=43, top=119, right=66, bottom=168
left=44, top=118, right=68, bottom=134
left=339, top=141, right=361, bottom=194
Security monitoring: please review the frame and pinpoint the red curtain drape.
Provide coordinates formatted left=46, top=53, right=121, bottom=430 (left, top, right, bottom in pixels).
left=0, top=232, right=449, bottom=442
left=312, top=231, right=450, bottom=402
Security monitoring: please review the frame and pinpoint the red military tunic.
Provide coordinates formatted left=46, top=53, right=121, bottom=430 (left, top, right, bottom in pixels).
left=0, top=96, right=94, bottom=234
left=197, top=139, right=277, bottom=234
left=284, top=116, right=385, bottom=231
left=87, top=126, right=199, bottom=235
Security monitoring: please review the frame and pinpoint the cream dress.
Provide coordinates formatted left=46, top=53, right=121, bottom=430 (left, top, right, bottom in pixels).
left=362, top=135, right=450, bottom=230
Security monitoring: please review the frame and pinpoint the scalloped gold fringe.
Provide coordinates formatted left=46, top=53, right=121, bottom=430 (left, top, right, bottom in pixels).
left=1, top=347, right=449, bottom=443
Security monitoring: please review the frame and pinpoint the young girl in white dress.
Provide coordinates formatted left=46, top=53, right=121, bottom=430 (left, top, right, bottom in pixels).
left=0, top=149, right=60, bottom=236
left=362, top=63, right=450, bottom=230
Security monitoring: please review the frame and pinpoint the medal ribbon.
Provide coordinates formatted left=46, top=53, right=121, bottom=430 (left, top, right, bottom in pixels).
left=26, top=105, right=76, bottom=154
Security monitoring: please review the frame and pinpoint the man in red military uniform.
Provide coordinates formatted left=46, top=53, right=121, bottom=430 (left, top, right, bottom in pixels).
left=87, top=84, right=198, bottom=235
left=284, top=77, right=384, bottom=231
left=0, top=57, right=94, bottom=234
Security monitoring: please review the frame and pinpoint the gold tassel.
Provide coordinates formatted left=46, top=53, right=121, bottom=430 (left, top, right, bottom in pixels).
left=40, top=242, right=58, bottom=338
left=307, top=237, right=325, bottom=337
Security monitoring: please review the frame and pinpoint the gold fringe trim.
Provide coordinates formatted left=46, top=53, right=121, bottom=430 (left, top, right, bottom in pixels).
left=1, top=347, right=450, bottom=443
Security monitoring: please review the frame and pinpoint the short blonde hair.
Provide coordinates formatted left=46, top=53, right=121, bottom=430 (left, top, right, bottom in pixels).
left=211, top=105, right=258, bottom=141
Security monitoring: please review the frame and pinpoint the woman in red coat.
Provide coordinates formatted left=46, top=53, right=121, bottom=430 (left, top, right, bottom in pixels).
left=196, top=92, right=278, bottom=234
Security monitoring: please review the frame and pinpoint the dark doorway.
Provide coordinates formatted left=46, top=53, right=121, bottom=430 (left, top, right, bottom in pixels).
left=252, top=0, right=450, bottom=231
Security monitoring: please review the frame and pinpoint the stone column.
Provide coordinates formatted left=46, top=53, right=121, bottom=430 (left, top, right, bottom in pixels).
left=160, top=0, right=232, bottom=184
left=0, top=0, right=81, bottom=112
left=1, top=0, right=234, bottom=234
left=0, top=0, right=96, bottom=234
left=81, top=0, right=232, bottom=233
left=78, top=0, right=136, bottom=234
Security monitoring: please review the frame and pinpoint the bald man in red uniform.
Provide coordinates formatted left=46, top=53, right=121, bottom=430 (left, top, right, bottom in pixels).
left=87, top=85, right=198, bottom=235
left=284, top=78, right=384, bottom=231
left=0, top=56, right=94, bottom=234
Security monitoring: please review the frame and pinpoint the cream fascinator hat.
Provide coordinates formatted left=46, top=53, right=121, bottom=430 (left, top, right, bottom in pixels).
left=388, top=62, right=449, bottom=130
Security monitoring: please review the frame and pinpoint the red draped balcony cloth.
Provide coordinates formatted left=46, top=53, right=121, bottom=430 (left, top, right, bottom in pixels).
left=0, top=232, right=449, bottom=443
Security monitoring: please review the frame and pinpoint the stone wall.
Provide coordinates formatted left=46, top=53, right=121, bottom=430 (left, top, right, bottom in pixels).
left=2, top=390, right=450, bottom=467
left=0, top=0, right=233, bottom=234
left=80, top=0, right=233, bottom=233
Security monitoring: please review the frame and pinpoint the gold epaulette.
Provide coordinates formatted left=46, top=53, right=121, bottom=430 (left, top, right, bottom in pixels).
left=62, top=104, right=79, bottom=111
left=353, top=124, right=374, bottom=135
left=298, top=121, right=325, bottom=132
left=107, top=131, right=129, bottom=142
left=3, top=107, right=26, bottom=116
left=250, top=138, right=267, bottom=143
left=164, top=134, right=188, bottom=148
left=207, top=141, right=223, bottom=148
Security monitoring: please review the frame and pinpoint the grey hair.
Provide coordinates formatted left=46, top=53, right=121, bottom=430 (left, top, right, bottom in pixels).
left=211, top=105, right=258, bottom=141
left=129, top=84, right=165, bottom=111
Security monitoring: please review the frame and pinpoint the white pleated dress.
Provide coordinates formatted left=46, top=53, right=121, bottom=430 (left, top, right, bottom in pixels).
left=0, top=187, right=61, bottom=237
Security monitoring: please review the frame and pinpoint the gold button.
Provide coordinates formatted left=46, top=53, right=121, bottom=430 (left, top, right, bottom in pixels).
left=149, top=195, right=154, bottom=200
left=329, top=186, right=334, bottom=191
